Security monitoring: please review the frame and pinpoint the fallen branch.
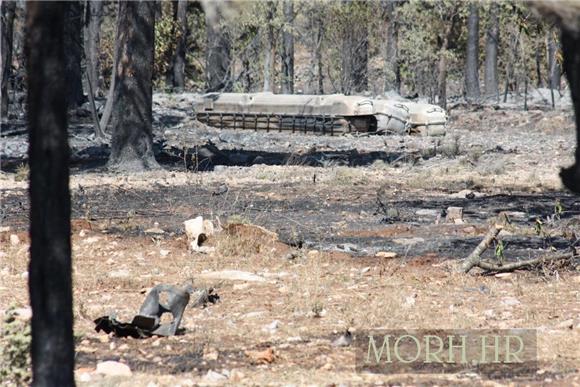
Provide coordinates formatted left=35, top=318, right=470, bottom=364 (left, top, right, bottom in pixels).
left=474, top=253, right=574, bottom=273
left=460, top=224, right=503, bottom=273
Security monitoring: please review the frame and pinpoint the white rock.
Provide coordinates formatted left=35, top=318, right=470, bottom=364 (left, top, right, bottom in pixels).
left=95, top=361, right=132, bottom=377
left=197, top=270, right=266, bottom=282
left=83, top=236, right=100, bottom=244
left=0, top=226, right=10, bottom=233
left=393, top=237, right=425, bottom=245
left=500, top=297, right=521, bottom=307
left=376, top=251, right=397, bottom=258
left=109, top=269, right=130, bottom=278
left=9, top=234, right=20, bottom=245
left=79, top=229, right=88, bottom=237
left=262, top=320, right=280, bottom=333
left=202, top=370, right=227, bottom=382
left=184, top=216, right=215, bottom=250
left=159, top=249, right=170, bottom=257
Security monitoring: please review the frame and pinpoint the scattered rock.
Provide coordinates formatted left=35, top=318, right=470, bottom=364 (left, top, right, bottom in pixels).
left=415, top=209, right=441, bottom=217
left=144, top=227, right=165, bottom=235
left=10, top=307, right=32, bottom=320
left=449, top=189, right=483, bottom=199
left=556, top=319, right=574, bottom=329
left=202, top=370, right=227, bottom=382
left=184, top=216, right=215, bottom=252
left=197, top=270, right=266, bottom=282
left=95, top=361, right=132, bottom=377
left=83, top=236, right=100, bottom=244
left=9, top=234, right=20, bottom=245
left=0, top=226, right=10, bottom=233
left=109, top=269, right=130, bottom=278
left=159, top=249, right=170, bottom=257
left=393, top=237, right=424, bottom=245
left=79, top=229, right=88, bottom=237
left=446, top=206, right=464, bottom=224
left=331, top=331, right=353, bottom=347
left=495, top=272, right=512, bottom=280
left=500, top=297, right=521, bottom=307
left=245, top=347, right=276, bottom=364
left=375, top=251, right=397, bottom=258
left=337, top=243, right=359, bottom=252
left=403, top=295, right=417, bottom=308
left=203, top=347, right=219, bottom=361
left=262, top=320, right=280, bottom=333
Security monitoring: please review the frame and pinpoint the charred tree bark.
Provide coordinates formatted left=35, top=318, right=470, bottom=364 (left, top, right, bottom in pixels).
left=84, top=0, right=104, bottom=96
left=382, top=0, right=400, bottom=94
left=108, top=0, right=158, bottom=172
left=63, top=1, right=85, bottom=107
left=484, top=2, right=499, bottom=101
left=205, top=6, right=231, bottom=92
left=262, top=1, right=276, bottom=92
left=314, top=11, right=324, bottom=94
left=548, top=27, right=561, bottom=92
left=465, top=2, right=480, bottom=102
left=25, top=2, right=75, bottom=386
left=99, top=2, right=121, bottom=131
left=171, top=0, right=188, bottom=90
left=560, top=27, right=580, bottom=193
left=281, top=0, right=294, bottom=94
left=436, top=11, right=457, bottom=110
left=535, top=46, right=543, bottom=88
left=340, top=1, right=368, bottom=95
left=1, top=0, right=16, bottom=118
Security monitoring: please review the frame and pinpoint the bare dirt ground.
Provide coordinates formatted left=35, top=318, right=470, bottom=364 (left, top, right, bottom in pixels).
left=1, top=98, right=579, bottom=386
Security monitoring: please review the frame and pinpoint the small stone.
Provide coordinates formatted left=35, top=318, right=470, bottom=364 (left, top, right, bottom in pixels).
left=556, top=319, right=574, bottom=329
left=307, top=250, right=319, bottom=258
left=376, top=251, right=397, bottom=259
left=483, top=309, right=495, bottom=318
left=446, top=207, right=464, bottom=223
left=20, top=271, right=28, bottom=279
left=495, top=272, right=512, bottom=279
left=500, top=297, right=521, bottom=307
left=331, top=331, right=352, bottom=347
left=202, top=370, right=227, bottom=382
left=96, top=361, right=132, bottom=377
left=360, top=266, right=371, bottom=274
left=109, top=269, right=130, bottom=278
left=230, top=369, right=245, bottom=382
left=159, top=249, right=170, bottom=257
left=196, top=270, right=266, bottom=282
left=79, top=229, right=88, bottom=237
left=9, top=234, right=20, bottom=245
left=233, top=283, right=250, bottom=291
left=203, top=347, right=219, bottom=361
left=0, top=226, right=10, bottom=233
left=262, top=320, right=280, bottom=333
left=144, top=227, right=165, bottom=235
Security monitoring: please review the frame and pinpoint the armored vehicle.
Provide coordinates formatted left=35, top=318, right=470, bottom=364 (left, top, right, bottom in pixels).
left=193, top=92, right=447, bottom=136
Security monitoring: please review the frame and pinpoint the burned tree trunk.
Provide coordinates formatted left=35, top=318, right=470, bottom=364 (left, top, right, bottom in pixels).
left=465, top=2, right=480, bottom=102
left=171, top=0, right=188, bottom=90
left=560, top=27, right=580, bottom=193
left=205, top=6, right=231, bottom=92
left=84, top=0, right=104, bottom=96
left=108, top=0, right=158, bottom=172
left=548, top=27, right=561, bottom=92
left=484, top=2, right=499, bottom=101
left=281, top=0, right=294, bottom=94
left=262, top=1, right=276, bottom=92
left=1, top=0, right=16, bottom=118
left=26, top=2, right=75, bottom=386
left=340, top=1, right=368, bottom=95
left=436, top=11, right=457, bottom=110
left=382, top=0, right=400, bottom=94
left=63, top=1, right=85, bottom=107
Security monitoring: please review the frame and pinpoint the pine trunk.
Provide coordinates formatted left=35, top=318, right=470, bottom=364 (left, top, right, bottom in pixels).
left=465, top=2, right=480, bottom=102
left=205, top=7, right=231, bottom=92
left=548, top=28, right=561, bottom=92
left=382, top=0, right=400, bottom=94
left=26, top=2, right=75, bottom=386
left=84, top=0, right=104, bottom=96
left=262, top=1, right=276, bottom=92
left=63, top=1, right=84, bottom=107
left=484, top=2, right=499, bottom=101
left=108, top=0, right=158, bottom=172
left=171, top=0, right=188, bottom=90
left=1, top=0, right=16, bottom=117
left=281, top=0, right=294, bottom=94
